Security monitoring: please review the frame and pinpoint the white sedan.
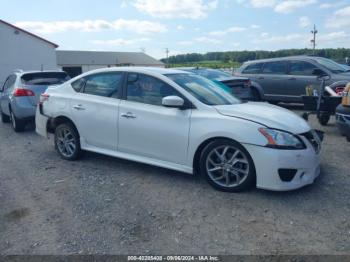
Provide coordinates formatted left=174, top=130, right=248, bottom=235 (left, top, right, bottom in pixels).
left=36, top=67, right=322, bottom=192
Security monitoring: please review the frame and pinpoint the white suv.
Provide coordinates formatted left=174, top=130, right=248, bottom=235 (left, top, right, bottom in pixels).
left=36, top=67, right=322, bottom=192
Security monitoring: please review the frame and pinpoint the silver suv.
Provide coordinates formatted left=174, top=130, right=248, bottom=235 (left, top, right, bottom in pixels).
left=0, top=70, right=70, bottom=132
left=235, top=56, right=350, bottom=103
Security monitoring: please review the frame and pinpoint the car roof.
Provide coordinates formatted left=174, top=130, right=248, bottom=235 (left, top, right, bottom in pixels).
left=243, top=55, right=325, bottom=65
left=78, top=66, right=189, bottom=76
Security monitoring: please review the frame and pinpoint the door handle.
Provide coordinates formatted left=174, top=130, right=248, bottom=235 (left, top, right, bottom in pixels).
left=258, top=76, right=264, bottom=80
left=121, top=112, right=136, bottom=119
left=73, top=105, right=85, bottom=110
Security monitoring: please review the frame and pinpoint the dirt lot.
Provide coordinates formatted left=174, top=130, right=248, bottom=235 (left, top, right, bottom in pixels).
left=0, top=108, right=349, bottom=255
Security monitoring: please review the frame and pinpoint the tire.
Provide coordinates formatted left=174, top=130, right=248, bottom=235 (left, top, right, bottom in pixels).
left=318, top=113, right=330, bottom=126
left=0, top=108, right=10, bottom=123
left=199, top=139, right=256, bottom=192
left=251, top=88, right=261, bottom=102
left=10, top=110, right=26, bottom=132
left=54, top=122, right=82, bottom=160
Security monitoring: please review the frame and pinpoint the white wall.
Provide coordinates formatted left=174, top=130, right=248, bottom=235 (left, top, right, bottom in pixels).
left=0, top=22, right=57, bottom=87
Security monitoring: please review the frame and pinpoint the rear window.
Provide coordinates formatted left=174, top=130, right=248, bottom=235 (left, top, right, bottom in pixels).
left=21, top=72, right=70, bottom=86
left=242, top=63, right=263, bottom=74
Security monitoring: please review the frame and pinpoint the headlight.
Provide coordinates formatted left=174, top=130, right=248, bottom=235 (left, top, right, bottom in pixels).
left=259, top=128, right=306, bottom=150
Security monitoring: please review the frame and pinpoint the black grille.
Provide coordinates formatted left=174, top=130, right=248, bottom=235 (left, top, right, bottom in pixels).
left=278, top=169, right=297, bottom=182
left=301, top=130, right=321, bottom=153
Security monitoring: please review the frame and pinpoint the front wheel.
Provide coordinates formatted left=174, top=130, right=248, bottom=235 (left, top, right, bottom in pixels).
left=54, top=123, right=82, bottom=160
left=199, top=139, right=256, bottom=192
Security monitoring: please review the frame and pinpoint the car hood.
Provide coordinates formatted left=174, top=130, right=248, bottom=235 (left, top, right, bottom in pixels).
left=214, top=102, right=311, bottom=134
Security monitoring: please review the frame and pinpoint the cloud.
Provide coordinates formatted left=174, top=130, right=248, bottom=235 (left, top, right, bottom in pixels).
left=178, top=40, right=194, bottom=45
left=250, top=24, right=261, bottom=29
left=250, top=0, right=276, bottom=8
left=299, top=16, right=311, bottom=28
left=132, top=0, right=218, bottom=19
left=15, top=19, right=167, bottom=35
left=254, top=33, right=305, bottom=44
left=92, top=38, right=150, bottom=46
left=195, top=36, right=222, bottom=44
left=237, top=0, right=318, bottom=13
left=326, top=6, right=350, bottom=28
left=320, top=1, right=348, bottom=9
left=274, top=0, right=318, bottom=14
left=208, top=26, right=246, bottom=36
left=318, top=31, right=348, bottom=43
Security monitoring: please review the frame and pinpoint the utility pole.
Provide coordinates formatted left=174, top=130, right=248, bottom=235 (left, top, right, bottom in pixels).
left=165, top=48, right=170, bottom=68
left=311, top=24, right=318, bottom=55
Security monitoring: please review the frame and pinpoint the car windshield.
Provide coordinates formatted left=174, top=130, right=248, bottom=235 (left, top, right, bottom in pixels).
left=314, top=58, right=348, bottom=74
left=165, top=73, right=240, bottom=106
left=191, top=69, right=232, bottom=80
left=21, top=72, right=70, bottom=86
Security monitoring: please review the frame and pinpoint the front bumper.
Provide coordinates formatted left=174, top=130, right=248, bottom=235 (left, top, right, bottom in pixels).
left=244, top=144, right=321, bottom=191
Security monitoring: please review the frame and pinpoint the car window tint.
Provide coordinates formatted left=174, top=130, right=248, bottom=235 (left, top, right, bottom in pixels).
left=71, top=78, right=86, bottom=92
left=262, top=62, right=287, bottom=75
left=83, top=73, right=123, bottom=97
left=289, top=61, right=318, bottom=76
left=5, top=75, right=16, bottom=90
left=242, top=63, right=263, bottom=74
left=127, top=74, right=181, bottom=106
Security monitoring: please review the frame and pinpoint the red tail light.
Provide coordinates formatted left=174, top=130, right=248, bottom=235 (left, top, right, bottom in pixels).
left=13, top=88, right=35, bottom=97
left=335, top=87, right=345, bottom=95
left=39, top=93, right=50, bottom=104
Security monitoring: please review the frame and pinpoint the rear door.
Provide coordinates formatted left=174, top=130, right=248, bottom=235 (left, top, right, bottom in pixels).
left=259, top=61, right=289, bottom=101
left=286, top=60, right=319, bottom=100
left=70, top=72, right=124, bottom=150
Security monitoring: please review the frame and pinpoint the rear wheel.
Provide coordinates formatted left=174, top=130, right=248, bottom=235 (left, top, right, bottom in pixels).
left=10, top=110, right=26, bottom=132
left=54, top=123, right=82, bottom=160
left=0, top=108, right=10, bottom=123
left=199, top=139, right=256, bottom=192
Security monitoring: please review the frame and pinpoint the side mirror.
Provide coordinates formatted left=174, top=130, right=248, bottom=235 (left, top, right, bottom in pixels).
left=162, top=96, right=184, bottom=108
left=312, top=68, right=328, bottom=77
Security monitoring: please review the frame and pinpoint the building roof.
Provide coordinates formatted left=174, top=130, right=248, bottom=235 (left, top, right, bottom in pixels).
left=0, top=19, right=59, bottom=48
left=56, top=50, right=164, bottom=66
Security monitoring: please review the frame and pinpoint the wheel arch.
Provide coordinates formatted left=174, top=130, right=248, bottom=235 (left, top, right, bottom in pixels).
left=48, top=115, right=79, bottom=136
left=250, top=81, right=265, bottom=100
left=193, top=136, right=242, bottom=175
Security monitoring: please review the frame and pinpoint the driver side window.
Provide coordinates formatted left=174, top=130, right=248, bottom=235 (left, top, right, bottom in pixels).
left=126, top=74, right=181, bottom=106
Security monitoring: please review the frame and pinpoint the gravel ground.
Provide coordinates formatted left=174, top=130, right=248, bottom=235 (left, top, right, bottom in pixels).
left=0, top=108, right=349, bottom=255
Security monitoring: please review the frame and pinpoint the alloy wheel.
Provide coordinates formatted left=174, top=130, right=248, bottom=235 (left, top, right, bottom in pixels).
left=205, top=145, right=250, bottom=188
left=56, top=127, right=77, bottom=158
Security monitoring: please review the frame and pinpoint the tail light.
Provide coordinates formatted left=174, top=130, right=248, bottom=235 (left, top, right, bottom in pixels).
left=243, top=80, right=251, bottom=88
left=342, top=84, right=350, bottom=106
left=39, top=93, right=50, bottom=104
left=13, top=88, right=35, bottom=97
left=335, top=86, right=345, bottom=95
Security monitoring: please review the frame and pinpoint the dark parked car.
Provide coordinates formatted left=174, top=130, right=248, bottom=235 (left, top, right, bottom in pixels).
left=336, top=104, right=350, bottom=142
left=235, top=56, right=350, bottom=103
left=177, top=67, right=262, bottom=101
left=0, top=70, right=70, bottom=132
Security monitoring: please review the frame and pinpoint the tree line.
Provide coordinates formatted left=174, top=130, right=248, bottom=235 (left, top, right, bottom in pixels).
left=161, top=48, right=350, bottom=65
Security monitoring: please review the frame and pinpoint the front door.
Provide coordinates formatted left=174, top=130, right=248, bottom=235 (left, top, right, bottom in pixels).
left=286, top=60, right=319, bottom=100
left=70, top=72, right=124, bottom=150
left=118, top=73, right=191, bottom=165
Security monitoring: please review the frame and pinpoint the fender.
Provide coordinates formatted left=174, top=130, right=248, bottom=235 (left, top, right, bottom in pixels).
left=250, top=81, right=265, bottom=100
